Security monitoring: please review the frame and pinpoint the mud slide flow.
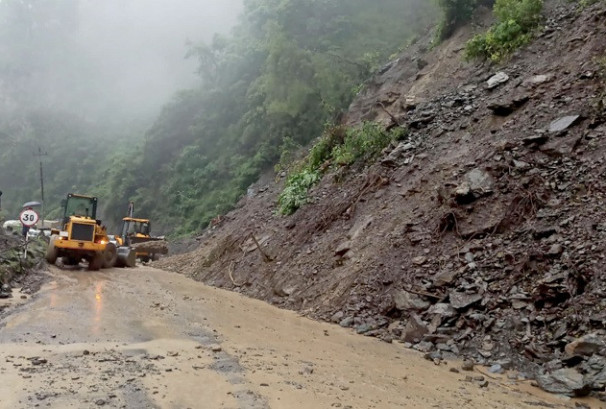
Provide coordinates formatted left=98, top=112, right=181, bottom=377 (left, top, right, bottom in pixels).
left=0, top=267, right=600, bottom=408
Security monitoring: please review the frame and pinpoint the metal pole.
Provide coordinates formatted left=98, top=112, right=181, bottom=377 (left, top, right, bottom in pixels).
left=37, top=147, right=46, bottom=226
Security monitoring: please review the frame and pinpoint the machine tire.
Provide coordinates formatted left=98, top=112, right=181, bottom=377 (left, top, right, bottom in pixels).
left=151, top=253, right=160, bottom=262
left=102, top=243, right=118, bottom=268
left=45, top=235, right=59, bottom=265
left=88, top=252, right=103, bottom=271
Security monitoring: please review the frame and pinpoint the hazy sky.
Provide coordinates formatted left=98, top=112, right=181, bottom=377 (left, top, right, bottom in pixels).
left=0, top=0, right=244, bottom=216
left=74, top=0, right=243, bottom=118
left=0, top=0, right=243, bottom=122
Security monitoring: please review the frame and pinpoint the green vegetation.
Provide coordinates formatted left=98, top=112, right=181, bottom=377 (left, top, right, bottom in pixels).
left=0, top=109, right=137, bottom=226
left=577, top=0, right=602, bottom=9
left=0, top=236, right=47, bottom=283
left=465, top=0, right=543, bottom=61
left=0, top=0, right=438, bottom=236
left=435, top=0, right=479, bottom=41
left=111, top=0, right=436, bottom=234
left=332, top=123, right=406, bottom=166
left=278, top=123, right=405, bottom=215
left=278, top=169, right=321, bottom=215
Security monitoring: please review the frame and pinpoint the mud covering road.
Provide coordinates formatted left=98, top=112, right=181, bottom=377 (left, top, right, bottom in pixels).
left=0, top=266, right=601, bottom=409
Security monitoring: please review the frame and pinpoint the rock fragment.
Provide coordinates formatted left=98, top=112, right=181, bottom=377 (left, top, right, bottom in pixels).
left=487, top=72, right=509, bottom=89
left=536, top=368, right=591, bottom=397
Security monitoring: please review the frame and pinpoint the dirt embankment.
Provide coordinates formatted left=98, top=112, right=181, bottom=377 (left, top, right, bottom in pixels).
left=0, top=232, right=48, bottom=316
left=157, top=0, right=606, bottom=399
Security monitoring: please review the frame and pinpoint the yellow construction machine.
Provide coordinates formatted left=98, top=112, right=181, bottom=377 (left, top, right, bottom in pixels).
left=113, top=202, right=168, bottom=263
left=46, top=193, right=135, bottom=270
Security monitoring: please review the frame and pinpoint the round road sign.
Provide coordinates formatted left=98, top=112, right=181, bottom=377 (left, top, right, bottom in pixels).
left=19, top=209, right=40, bottom=227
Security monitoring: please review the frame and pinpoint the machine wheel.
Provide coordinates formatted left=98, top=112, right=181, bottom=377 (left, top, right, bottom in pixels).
left=151, top=253, right=160, bottom=262
left=45, top=235, right=59, bottom=265
left=88, top=252, right=103, bottom=271
left=102, top=243, right=118, bottom=268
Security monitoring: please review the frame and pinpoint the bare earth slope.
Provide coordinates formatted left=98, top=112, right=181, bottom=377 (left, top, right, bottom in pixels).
left=157, top=0, right=606, bottom=399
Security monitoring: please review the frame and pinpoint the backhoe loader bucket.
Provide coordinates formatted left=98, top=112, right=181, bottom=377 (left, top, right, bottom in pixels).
left=115, top=246, right=136, bottom=268
left=130, top=238, right=169, bottom=255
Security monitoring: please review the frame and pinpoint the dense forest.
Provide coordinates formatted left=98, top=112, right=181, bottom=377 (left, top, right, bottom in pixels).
left=0, top=0, right=437, bottom=235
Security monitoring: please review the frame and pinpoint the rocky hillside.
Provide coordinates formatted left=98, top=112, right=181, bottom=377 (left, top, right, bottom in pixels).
left=157, top=0, right=606, bottom=399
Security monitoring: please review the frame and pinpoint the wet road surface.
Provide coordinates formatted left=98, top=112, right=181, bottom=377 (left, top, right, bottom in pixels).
left=0, top=266, right=601, bottom=408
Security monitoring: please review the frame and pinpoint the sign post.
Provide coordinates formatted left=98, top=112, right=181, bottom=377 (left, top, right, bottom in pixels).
left=19, top=208, right=39, bottom=259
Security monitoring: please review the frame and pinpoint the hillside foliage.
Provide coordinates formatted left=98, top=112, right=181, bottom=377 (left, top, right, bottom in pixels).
left=101, top=0, right=436, bottom=234
left=278, top=123, right=406, bottom=215
left=136, top=0, right=436, bottom=235
left=465, top=0, right=544, bottom=61
left=0, top=0, right=438, bottom=235
left=435, top=0, right=479, bottom=40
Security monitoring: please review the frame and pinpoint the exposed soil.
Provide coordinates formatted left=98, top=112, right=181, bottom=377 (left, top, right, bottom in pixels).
left=156, top=0, right=606, bottom=399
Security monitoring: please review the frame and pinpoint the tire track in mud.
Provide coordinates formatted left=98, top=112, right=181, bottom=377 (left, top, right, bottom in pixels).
left=176, top=307, right=270, bottom=409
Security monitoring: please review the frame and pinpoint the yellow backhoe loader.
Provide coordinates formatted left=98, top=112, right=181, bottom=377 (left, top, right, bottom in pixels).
left=46, top=193, right=135, bottom=270
left=113, top=202, right=168, bottom=263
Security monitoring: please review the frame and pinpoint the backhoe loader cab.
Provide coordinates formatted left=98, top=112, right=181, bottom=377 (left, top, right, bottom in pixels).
left=64, top=194, right=97, bottom=220
left=46, top=194, right=135, bottom=270
left=121, top=218, right=151, bottom=237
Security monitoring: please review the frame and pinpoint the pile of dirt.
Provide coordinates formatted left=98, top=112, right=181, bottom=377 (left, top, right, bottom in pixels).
left=156, top=0, right=606, bottom=399
left=0, top=232, right=48, bottom=311
left=131, top=239, right=169, bottom=255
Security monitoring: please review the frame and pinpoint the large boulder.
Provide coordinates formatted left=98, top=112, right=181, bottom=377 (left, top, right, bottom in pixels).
left=536, top=368, right=592, bottom=397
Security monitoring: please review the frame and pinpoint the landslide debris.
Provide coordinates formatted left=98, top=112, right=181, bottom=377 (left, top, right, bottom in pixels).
left=157, top=0, right=606, bottom=400
left=0, top=230, right=47, bottom=311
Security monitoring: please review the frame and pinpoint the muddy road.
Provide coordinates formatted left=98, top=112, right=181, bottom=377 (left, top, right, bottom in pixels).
left=0, top=266, right=600, bottom=408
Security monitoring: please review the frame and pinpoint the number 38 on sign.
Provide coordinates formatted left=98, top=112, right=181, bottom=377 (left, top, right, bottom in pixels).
left=20, top=209, right=40, bottom=227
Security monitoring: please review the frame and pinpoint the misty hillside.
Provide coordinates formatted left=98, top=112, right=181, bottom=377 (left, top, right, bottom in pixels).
left=0, top=0, right=239, bottom=224
left=0, top=0, right=436, bottom=233
left=156, top=0, right=606, bottom=399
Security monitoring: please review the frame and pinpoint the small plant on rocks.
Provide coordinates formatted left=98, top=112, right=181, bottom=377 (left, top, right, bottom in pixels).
left=435, top=0, right=479, bottom=42
left=278, top=122, right=405, bottom=215
left=277, top=168, right=321, bottom=215
left=576, top=0, right=602, bottom=9
left=332, top=122, right=405, bottom=166
left=465, top=0, right=543, bottom=61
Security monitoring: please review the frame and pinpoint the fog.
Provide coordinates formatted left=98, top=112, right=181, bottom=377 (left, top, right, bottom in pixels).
left=0, top=0, right=243, bottom=122
left=0, top=0, right=243, bottom=218
left=76, top=0, right=242, bottom=119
